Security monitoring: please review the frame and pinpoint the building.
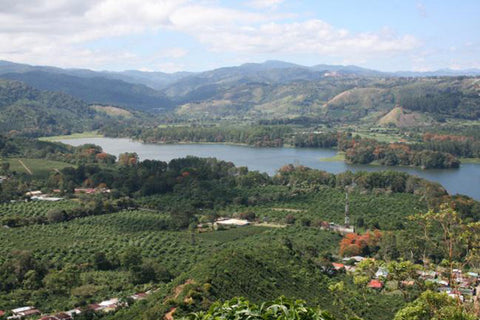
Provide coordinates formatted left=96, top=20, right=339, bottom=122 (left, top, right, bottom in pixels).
left=367, top=279, right=383, bottom=289
left=375, top=267, right=389, bottom=279
left=332, top=263, right=345, bottom=270
left=131, top=292, right=148, bottom=300
left=215, top=218, right=250, bottom=227
left=25, top=191, right=43, bottom=197
left=9, top=306, right=41, bottom=319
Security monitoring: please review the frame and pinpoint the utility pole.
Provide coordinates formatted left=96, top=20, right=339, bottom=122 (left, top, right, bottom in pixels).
left=345, top=192, right=350, bottom=228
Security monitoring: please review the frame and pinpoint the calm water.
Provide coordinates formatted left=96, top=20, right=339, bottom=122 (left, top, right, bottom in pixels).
left=59, top=137, right=480, bottom=200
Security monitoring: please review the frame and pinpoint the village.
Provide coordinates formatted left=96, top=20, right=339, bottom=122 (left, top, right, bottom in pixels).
left=0, top=291, right=150, bottom=320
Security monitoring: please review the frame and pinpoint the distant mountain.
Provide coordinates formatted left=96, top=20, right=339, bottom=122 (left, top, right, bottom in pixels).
left=0, top=71, right=173, bottom=112
left=1, top=60, right=480, bottom=122
left=0, top=60, right=192, bottom=90
left=393, top=68, right=480, bottom=77
left=0, top=79, right=115, bottom=136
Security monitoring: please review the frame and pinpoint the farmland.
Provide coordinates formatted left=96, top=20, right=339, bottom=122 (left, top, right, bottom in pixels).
left=4, top=158, right=75, bottom=178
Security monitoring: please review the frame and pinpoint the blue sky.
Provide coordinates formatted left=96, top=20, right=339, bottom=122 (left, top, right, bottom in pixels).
left=0, top=0, right=479, bottom=72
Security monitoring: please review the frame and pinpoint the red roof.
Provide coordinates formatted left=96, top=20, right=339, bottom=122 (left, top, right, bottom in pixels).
left=367, top=279, right=383, bottom=289
left=55, top=312, right=73, bottom=320
left=332, top=263, right=345, bottom=270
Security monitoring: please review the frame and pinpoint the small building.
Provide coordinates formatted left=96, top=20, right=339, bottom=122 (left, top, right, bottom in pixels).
left=87, top=304, right=102, bottom=312
left=367, top=279, right=383, bottom=289
left=10, top=306, right=41, bottom=318
left=31, top=196, right=63, bottom=201
left=75, top=188, right=96, bottom=194
left=215, top=218, right=250, bottom=227
left=64, top=309, right=81, bottom=318
left=342, top=256, right=366, bottom=264
left=332, top=263, right=345, bottom=271
left=375, top=267, right=389, bottom=279
left=26, top=191, right=43, bottom=197
left=131, top=292, right=148, bottom=300
left=98, top=298, right=120, bottom=312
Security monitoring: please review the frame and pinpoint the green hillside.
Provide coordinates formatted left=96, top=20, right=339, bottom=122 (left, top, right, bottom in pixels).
left=0, top=80, right=140, bottom=137
left=1, top=71, right=173, bottom=112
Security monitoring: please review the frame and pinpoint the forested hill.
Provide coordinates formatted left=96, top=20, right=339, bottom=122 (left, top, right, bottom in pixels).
left=0, top=80, right=136, bottom=137
left=0, top=71, right=173, bottom=112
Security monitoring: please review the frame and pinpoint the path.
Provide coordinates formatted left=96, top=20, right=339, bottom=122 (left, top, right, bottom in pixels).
left=164, top=307, right=177, bottom=320
left=18, top=159, right=33, bottom=175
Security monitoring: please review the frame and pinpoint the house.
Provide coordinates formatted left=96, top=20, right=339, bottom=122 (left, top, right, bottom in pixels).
left=64, top=309, right=81, bottom=318
left=342, top=256, right=366, bottom=263
left=332, top=263, right=345, bottom=271
left=87, top=304, right=102, bottom=312
left=11, top=306, right=41, bottom=318
left=375, top=267, right=389, bottom=279
left=367, top=279, right=383, bottom=289
left=98, top=298, right=120, bottom=312
left=31, top=196, right=63, bottom=201
left=38, top=313, right=72, bottom=320
left=401, top=280, right=415, bottom=286
left=215, top=218, right=250, bottom=227
left=74, top=188, right=111, bottom=195
left=131, top=292, right=148, bottom=300
left=26, top=191, right=43, bottom=197
left=74, top=188, right=96, bottom=194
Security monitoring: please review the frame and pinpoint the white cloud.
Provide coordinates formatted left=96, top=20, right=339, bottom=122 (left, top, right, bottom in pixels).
left=246, top=0, right=285, bottom=9
left=0, top=0, right=422, bottom=70
left=159, top=47, right=188, bottom=59
left=184, top=19, right=420, bottom=58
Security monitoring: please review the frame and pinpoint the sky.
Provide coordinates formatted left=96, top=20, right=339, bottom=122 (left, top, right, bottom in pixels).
left=0, top=0, right=479, bottom=72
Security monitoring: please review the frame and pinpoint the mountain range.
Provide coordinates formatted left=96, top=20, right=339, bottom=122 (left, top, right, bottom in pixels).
left=0, top=60, right=479, bottom=129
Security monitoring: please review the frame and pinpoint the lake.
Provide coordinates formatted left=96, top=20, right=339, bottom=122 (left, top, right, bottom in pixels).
left=58, top=137, right=480, bottom=200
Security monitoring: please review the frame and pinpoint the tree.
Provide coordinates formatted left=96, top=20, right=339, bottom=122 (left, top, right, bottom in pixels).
left=408, top=204, right=480, bottom=311
left=43, top=265, right=80, bottom=294
left=47, top=208, right=67, bottom=223
left=121, top=247, right=142, bottom=270
left=93, top=252, right=112, bottom=270
left=394, top=290, right=475, bottom=320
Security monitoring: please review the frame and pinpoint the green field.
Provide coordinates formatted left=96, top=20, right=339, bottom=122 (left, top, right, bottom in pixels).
left=0, top=200, right=80, bottom=220
left=38, top=131, right=103, bottom=141
left=319, top=152, right=345, bottom=162
left=4, top=158, right=75, bottom=178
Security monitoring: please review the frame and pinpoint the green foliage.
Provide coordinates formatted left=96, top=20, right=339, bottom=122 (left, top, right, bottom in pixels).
left=394, top=290, right=476, bottom=320
left=184, top=297, right=336, bottom=320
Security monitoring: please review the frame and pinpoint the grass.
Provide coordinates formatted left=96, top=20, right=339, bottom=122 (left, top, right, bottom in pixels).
left=319, top=152, right=345, bottom=162
left=38, top=131, right=103, bottom=141
left=354, top=131, right=407, bottom=143
left=460, top=158, right=480, bottom=164
left=4, top=158, right=75, bottom=178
